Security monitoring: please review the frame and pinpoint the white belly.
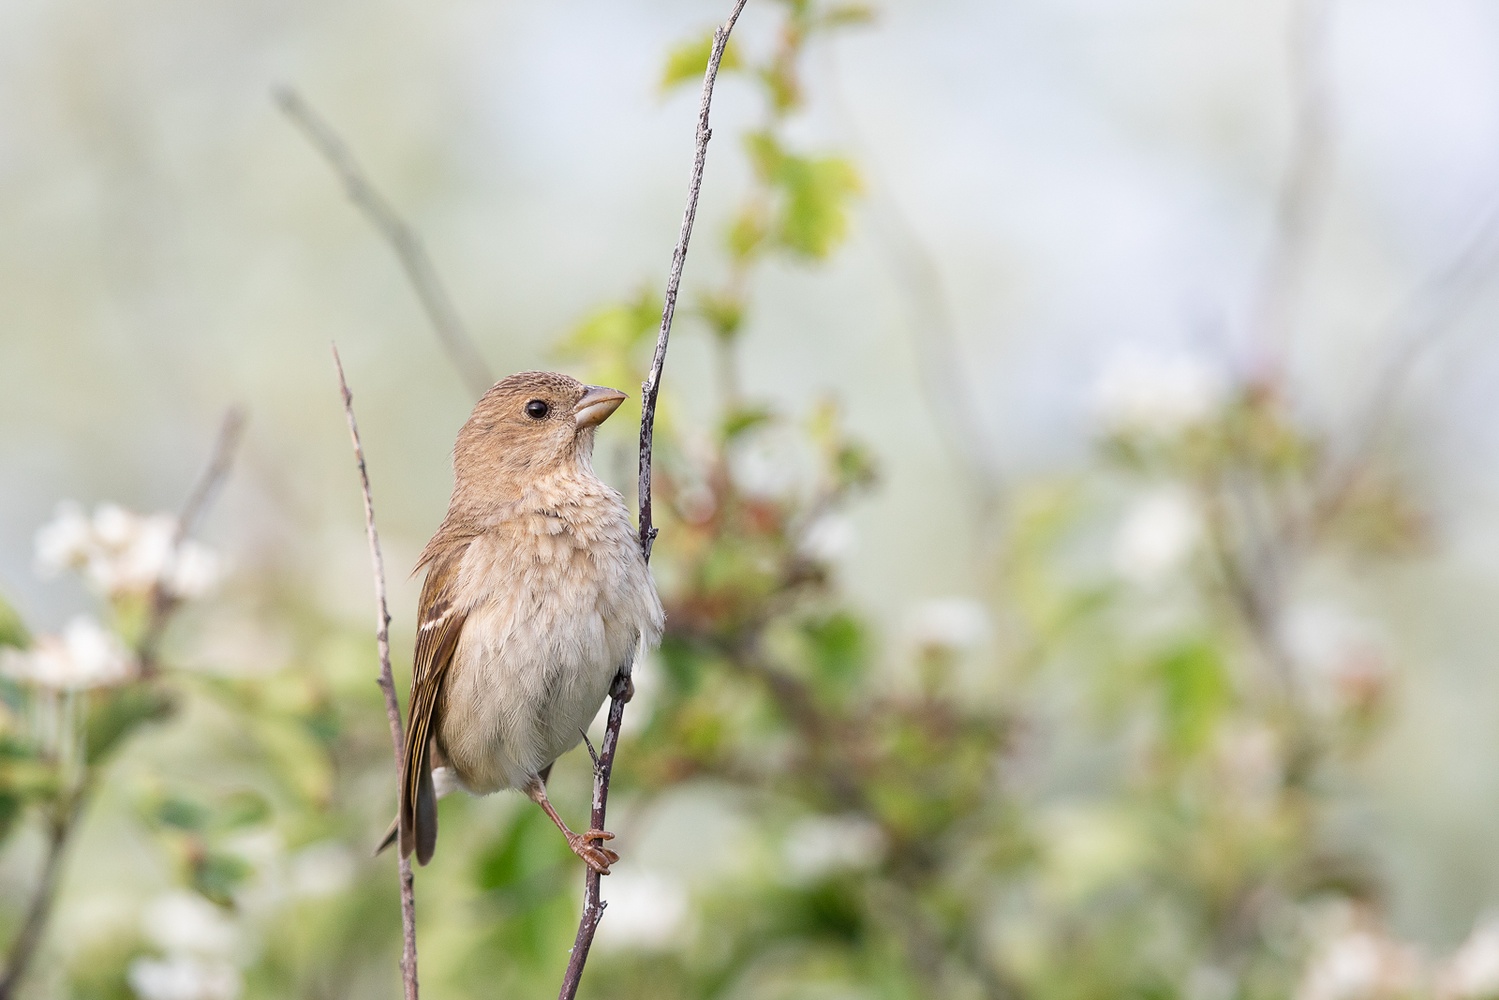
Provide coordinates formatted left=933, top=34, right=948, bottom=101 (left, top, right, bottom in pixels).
left=435, top=540, right=650, bottom=794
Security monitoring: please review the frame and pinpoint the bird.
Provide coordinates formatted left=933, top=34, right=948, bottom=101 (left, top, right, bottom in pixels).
left=376, top=371, right=663, bottom=872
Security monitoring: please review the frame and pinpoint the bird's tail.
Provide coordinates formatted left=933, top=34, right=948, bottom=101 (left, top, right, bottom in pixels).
left=375, top=766, right=456, bottom=859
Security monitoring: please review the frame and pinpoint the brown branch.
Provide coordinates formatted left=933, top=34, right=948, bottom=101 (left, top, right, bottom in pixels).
left=557, top=3, right=749, bottom=998
left=0, top=781, right=90, bottom=1000
left=280, top=88, right=494, bottom=399
left=0, top=414, right=243, bottom=1000
left=331, top=346, right=419, bottom=1000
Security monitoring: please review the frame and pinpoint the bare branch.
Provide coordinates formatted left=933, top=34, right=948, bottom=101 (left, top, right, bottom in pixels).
left=140, top=409, right=247, bottom=677
left=281, top=88, right=494, bottom=399
left=1247, top=0, right=1335, bottom=389
left=558, top=3, right=749, bottom=997
left=868, top=194, right=1005, bottom=501
left=1309, top=204, right=1499, bottom=530
left=176, top=408, right=246, bottom=545
left=332, top=345, right=420, bottom=1000
left=636, top=0, right=750, bottom=565
left=0, top=782, right=90, bottom=1000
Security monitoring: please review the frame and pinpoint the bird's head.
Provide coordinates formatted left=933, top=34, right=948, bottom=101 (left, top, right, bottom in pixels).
left=453, top=371, right=627, bottom=502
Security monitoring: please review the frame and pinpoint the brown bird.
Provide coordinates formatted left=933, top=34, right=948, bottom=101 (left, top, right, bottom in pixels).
left=377, top=372, right=663, bottom=872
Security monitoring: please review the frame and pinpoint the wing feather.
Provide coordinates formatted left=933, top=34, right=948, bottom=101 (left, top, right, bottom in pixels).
left=399, top=540, right=470, bottom=865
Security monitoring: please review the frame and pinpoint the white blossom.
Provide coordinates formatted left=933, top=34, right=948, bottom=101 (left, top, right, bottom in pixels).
left=142, top=892, right=240, bottom=958
left=0, top=616, right=136, bottom=690
left=594, top=867, right=690, bottom=951
left=1283, top=604, right=1389, bottom=713
left=1439, top=915, right=1499, bottom=999
left=168, top=542, right=223, bottom=599
left=783, top=814, right=887, bottom=881
left=728, top=432, right=802, bottom=501
left=906, top=598, right=992, bottom=655
left=798, top=514, right=857, bottom=563
left=289, top=841, right=357, bottom=899
left=128, top=955, right=241, bottom=1000
left=34, top=502, right=94, bottom=576
left=32, top=502, right=222, bottom=600
left=1296, top=912, right=1423, bottom=1000
left=1093, top=350, right=1227, bottom=436
left=1112, top=486, right=1202, bottom=585
left=131, top=892, right=244, bottom=1000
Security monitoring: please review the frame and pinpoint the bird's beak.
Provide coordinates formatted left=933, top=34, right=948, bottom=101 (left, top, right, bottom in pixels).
left=573, top=385, right=628, bottom=429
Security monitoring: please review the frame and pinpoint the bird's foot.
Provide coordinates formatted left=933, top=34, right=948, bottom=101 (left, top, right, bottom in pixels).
left=566, top=829, right=619, bottom=874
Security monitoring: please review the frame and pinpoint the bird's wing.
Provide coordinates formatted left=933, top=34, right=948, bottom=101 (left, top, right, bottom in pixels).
left=400, top=540, right=470, bottom=865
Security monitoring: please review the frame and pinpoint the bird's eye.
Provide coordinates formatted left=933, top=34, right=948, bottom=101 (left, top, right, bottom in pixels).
left=524, top=400, right=550, bottom=420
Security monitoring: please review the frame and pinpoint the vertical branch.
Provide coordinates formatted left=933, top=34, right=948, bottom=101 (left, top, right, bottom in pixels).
left=637, top=0, right=751, bottom=564
left=557, top=3, right=749, bottom=998
left=331, top=346, right=420, bottom=1000
left=281, top=89, right=495, bottom=399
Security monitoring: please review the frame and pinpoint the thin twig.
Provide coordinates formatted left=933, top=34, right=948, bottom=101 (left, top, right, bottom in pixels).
left=280, top=88, right=494, bottom=399
left=1246, top=0, right=1335, bottom=390
left=1306, top=203, right=1499, bottom=534
left=332, top=345, right=419, bottom=1000
left=0, top=782, right=90, bottom=1000
left=636, top=0, right=750, bottom=565
left=140, top=409, right=246, bottom=677
left=557, top=4, right=749, bottom=998
left=0, top=416, right=243, bottom=1000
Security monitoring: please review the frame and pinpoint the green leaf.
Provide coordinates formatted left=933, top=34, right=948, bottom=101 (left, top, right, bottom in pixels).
left=0, top=793, right=21, bottom=846
left=84, top=686, right=175, bottom=765
left=744, top=131, right=785, bottom=182
left=193, top=851, right=253, bottom=906
left=699, top=290, right=746, bottom=338
left=743, top=134, right=862, bottom=259
left=818, top=4, right=877, bottom=29
left=722, top=405, right=775, bottom=441
left=660, top=31, right=742, bottom=91
left=658, top=636, right=707, bottom=696
left=0, top=594, right=29, bottom=650
left=803, top=612, right=867, bottom=694
left=727, top=204, right=768, bottom=261
left=1156, top=640, right=1230, bottom=755
left=558, top=289, right=661, bottom=358
left=774, top=153, right=862, bottom=259
left=156, top=795, right=210, bottom=832
left=218, top=789, right=272, bottom=830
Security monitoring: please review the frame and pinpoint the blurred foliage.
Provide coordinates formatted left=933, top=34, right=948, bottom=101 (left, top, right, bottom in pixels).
left=0, top=4, right=1483, bottom=1000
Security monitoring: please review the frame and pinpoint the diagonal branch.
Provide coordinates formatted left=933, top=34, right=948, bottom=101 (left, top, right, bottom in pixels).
left=1247, top=0, right=1335, bottom=390
left=332, top=345, right=420, bottom=1000
left=557, top=3, right=749, bottom=998
left=281, top=88, right=494, bottom=399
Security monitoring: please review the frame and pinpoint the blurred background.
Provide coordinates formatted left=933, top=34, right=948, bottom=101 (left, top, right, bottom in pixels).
left=3, top=0, right=1499, bottom=997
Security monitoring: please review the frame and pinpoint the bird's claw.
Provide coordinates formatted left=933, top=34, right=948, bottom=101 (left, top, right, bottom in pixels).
left=567, top=829, right=619, bottom=874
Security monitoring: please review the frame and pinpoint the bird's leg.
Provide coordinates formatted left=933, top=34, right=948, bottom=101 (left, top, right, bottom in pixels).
left=523, top=775, right=618, bottom=875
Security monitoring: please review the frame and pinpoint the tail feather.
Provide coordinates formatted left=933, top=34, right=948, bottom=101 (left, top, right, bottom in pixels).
left=414, top=761, right=437, bottom=864
left=391, top=751, right=441, bottom=865
left=376, top=765, right=449, bottom=859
